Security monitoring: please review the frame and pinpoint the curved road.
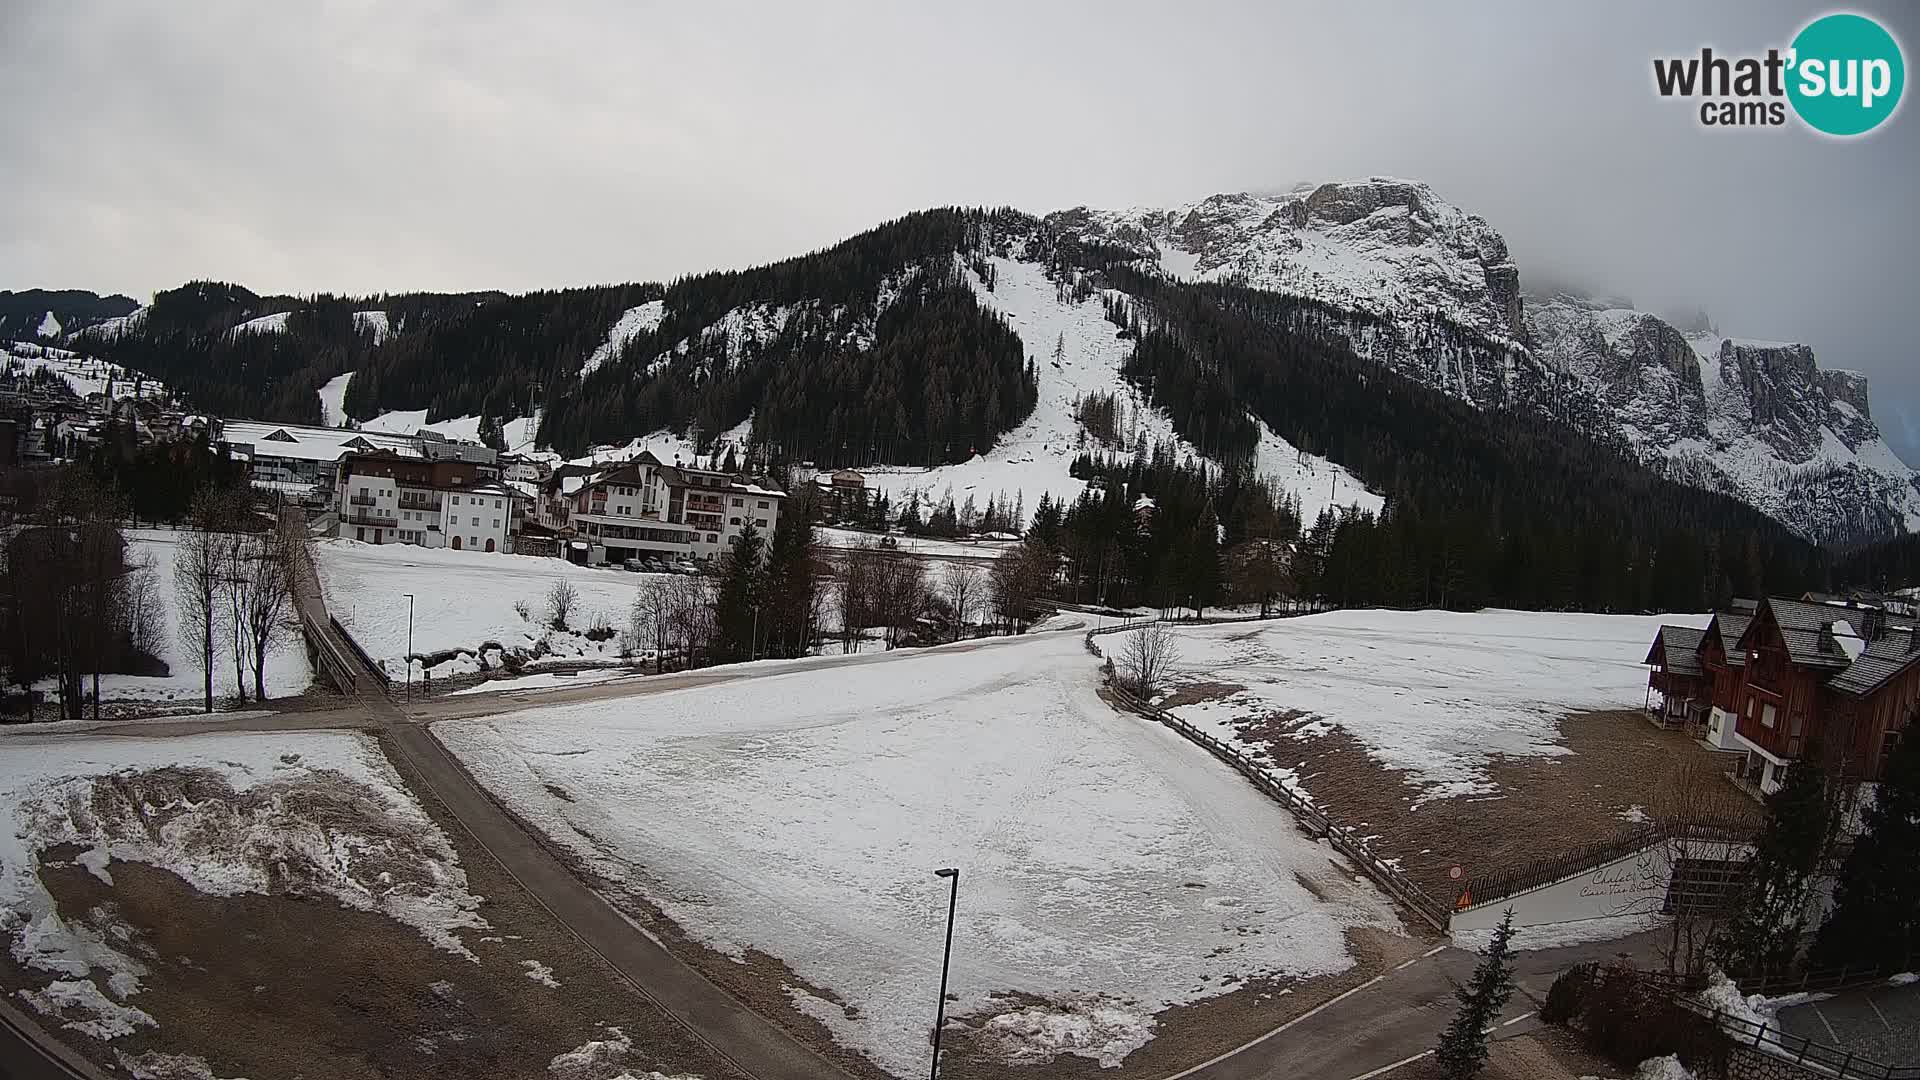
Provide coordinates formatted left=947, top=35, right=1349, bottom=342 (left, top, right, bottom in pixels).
left=2, top=611, right=1642, bottom=1080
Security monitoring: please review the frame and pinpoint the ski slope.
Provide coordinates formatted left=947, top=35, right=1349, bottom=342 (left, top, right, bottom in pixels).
left=861, top=256, right=1381, bottom=523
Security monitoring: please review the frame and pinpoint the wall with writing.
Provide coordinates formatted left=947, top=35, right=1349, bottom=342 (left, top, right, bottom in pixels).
left=1451, top=839, right=1750, bottom=939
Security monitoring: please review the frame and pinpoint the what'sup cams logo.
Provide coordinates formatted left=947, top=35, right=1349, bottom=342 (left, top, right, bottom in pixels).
left=1654, top=12, right=1905, bottom=136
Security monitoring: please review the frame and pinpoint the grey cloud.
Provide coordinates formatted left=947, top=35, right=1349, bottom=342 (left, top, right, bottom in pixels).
left=2, top=0, right=1915, bottom=458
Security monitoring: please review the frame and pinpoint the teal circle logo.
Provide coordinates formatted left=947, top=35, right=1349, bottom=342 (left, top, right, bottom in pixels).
left=1788, top=13, right=1905, bottom=136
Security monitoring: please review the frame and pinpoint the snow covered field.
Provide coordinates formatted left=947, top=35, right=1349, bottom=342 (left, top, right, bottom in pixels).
left=1159, top=609, right=1705, bottom=800
left=32, top=530, right=312, bottom=711
left=312, top=539, right=668, bottom=678
left=816, top=526, right=1015, bottom=559
left=438, top=632, right=1398, bottom=1073
left=0, top=731, right=485, bottom=1041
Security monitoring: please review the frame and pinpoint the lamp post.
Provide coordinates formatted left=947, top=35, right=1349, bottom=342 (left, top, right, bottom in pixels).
left=930, top=867, right=959, bottom=1080
left=403, top=592, right=415, bottom=701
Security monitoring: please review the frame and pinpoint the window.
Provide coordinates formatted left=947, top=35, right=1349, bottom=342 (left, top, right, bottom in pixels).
left=452, top=496, right=461, bottom=505
left=731, top=497, right=743, bottom=507
left=707, top=533, right=717, bottom=543
left=494, top=499, right=502, bottom=508
left=757, top=500, right=769, bottom=509
left=1761, top=703, right=1777, bottom=729
left=729, top=517, right=741, bottom=526
left=470, top=537, right=478, bottom=548
left=755, top=519, right=767, bottom=529
left=491, top=519, right=500, bottom=528
left=472, top=516, right=480, bottom=526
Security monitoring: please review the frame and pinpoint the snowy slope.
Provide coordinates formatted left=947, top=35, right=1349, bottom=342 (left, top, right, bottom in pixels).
left=226, top=311, right=293, bottom=337
left=4, top=341, right=169, bottom=401
left=439, top=632, right=1398, bottom=1072
left=317, top=371, right=354, bottom=426
left=862, top=255, right=1381, bottom=522
left=579, top=300, right=665, bottom=378
left=1527, top=292, right=1920, bottom=540
left=352, top=309, right=390, bottom=344
left=359, top=408, right=539, bottom=451
left=35, top=311, right=61, bottom=338
left=1057, top=178, right=1916, bottom=542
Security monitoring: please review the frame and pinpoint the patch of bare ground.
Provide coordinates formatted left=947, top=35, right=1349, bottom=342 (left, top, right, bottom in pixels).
left=1223, top=709, right=1761, bottom=905
left=0, top=740, right=743, bottom=1080
left=933, top=928, right=1425, bottom=1080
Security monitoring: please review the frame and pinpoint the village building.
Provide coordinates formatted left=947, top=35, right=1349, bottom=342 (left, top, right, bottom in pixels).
left=541, top=450, right=785, bottom=566
left=1645, top=595, right=1917, bottom=802
left=333, top=450, right=523, bottom=552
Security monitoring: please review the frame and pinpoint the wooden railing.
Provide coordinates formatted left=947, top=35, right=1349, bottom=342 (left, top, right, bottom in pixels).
left=1084, top=618, right=1454, bottom=932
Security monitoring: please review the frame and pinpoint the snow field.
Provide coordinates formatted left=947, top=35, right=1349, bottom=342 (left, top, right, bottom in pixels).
left=312, top=539, right=672, bottom=677
left=0, top=732, right=485, bottom=1039
left=438, top=632, right=1399, bottom=1073
left=1159, top=608, right=1707, bottom=799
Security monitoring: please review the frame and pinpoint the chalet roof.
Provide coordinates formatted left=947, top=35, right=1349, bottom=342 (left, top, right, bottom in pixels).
left=1828, top=626, right=1920, bottom=696
left=1751, top=597, right=1857, bottom=669
left=1645, top=625, right=1706, bottom=675
left=1706, top=611, right=1753, bottom=667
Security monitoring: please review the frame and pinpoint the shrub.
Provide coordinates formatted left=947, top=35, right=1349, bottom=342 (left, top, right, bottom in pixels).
left=1541, top=963, right=1595, bottom=1026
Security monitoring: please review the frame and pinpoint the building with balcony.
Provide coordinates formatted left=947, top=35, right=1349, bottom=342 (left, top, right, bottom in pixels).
left=332, top=450, right=522, bottom=553
left=543, top=450, right=785, bottom=566
left=1645, top=595, right=1919, bottom=804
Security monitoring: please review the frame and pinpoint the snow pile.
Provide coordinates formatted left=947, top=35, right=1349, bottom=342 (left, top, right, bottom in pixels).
left=1453, top=911, right=1667, bottom=953
left=440, top=632, right=1397, bottom=1073
left=116, top=1050, right=243, bottom=1080
left=1634, top=1055, right=1696, bottom=1080
left=1161, top=608, right=1705, bottom=798
left=977, top=996, right=1156, bottom=1068
left=0, top=733, right=486, bottom=1039
left=318, top=371, right=354, bottom=426
left=312, top=539, right=672, bottom=677
left=547, top=1026, right=697, bottom=1079
left=521, top=959, right=561, bottom=988
left=1829, top=620, right=1866, bottom=661
left=580, top=300, right=666, bottom=378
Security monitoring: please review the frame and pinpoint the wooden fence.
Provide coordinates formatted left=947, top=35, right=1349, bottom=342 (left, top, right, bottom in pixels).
left=1083, top=619, right=1455, bottom=932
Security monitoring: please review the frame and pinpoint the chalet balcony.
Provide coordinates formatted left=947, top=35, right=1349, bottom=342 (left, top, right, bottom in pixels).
left=349, top=493, right=379, bottom=507
left=1725, top=769, right=1768, bottom=802
left=345, top=509, right=397, bottom=526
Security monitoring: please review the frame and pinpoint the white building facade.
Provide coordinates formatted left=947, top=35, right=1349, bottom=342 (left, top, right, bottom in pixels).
left=552, top=451, right=784, bottom=566
left=334, top=451, right=519, bottom=553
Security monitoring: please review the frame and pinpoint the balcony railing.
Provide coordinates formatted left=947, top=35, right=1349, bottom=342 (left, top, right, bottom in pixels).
left=345, top=509, right=397, bottom=526
left=349, top=493, right=378, bottom=507
left=399, top=498, right=443, bottom=512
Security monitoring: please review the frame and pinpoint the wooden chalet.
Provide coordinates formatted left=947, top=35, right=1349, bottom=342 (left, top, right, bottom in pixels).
left=1645, top=595, right=1917, bottom=804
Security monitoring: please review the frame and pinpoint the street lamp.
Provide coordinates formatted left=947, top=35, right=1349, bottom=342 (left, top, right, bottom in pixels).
left=930, top=867, right=960, bottom=1080
left=402, top=592, right=415, bottom=702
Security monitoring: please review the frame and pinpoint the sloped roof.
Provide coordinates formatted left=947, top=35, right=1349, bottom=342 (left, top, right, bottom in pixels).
left=1645, top=625, right=1706, bottom=675
left=1706, top=611, right=1753, bottom=667
left=1752, top=597, right=1857, bottom=669
left=1828, top=626, right=1920, bottom=696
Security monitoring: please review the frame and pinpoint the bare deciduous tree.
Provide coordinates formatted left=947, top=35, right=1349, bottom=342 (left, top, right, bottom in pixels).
left=1119, top=622, right=1180, bottom=700
left=1608, top=757, right=1758, bottom=978
left=546, top=579, right=579, bottom=631
left=630, top=576, right=676, bottom=673
left=236, top=524, right=298, bottom=702
left=944, top=564, right=983, bottom=642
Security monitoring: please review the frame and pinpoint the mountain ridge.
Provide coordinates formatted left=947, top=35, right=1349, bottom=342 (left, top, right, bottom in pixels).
left=6, top=179, right=1911, bottom=546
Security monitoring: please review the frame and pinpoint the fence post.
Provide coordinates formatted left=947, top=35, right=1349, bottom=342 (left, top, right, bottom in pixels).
left=1755, top=1023, right=1767, bottom=1048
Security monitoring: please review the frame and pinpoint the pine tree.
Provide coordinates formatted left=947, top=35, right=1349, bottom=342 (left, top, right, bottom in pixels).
left=761, top=493, right=820, bottom=659
left=1436, top=910, right=1517, bottom=1080
left=1811, top=727, right=1919, bottom=972
left=713, top=522, right=765, bottom=662
left=1183, top=500, right=1223, bottom=617
left=1713, top=747, right=1835, bottom=977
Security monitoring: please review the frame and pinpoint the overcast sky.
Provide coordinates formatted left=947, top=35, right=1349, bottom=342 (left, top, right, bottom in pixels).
left=4, top=1, right=1917, bottom=459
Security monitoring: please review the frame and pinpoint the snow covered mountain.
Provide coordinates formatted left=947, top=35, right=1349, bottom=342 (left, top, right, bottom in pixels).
left=1050, top=177, right=1917, bottom=544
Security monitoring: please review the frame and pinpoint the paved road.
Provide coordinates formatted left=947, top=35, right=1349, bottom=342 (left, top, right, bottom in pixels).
left=1777, top=979, right=1920, bottom=1068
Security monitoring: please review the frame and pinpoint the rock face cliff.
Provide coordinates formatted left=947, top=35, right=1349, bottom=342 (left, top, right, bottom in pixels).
left=1050, top=178, right=1918, bottom=545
